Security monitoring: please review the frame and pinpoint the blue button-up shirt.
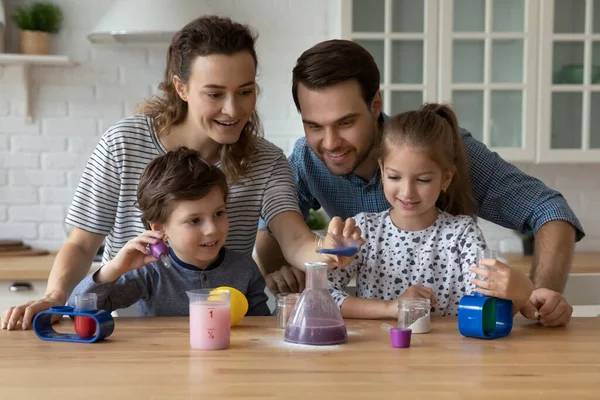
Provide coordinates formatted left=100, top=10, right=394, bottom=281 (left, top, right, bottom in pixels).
left=260, top=128, right=584, bottom=241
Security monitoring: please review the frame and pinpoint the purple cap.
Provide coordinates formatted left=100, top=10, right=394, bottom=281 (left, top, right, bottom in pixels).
left=149, top=241, right=168, bottom=259
left=390, top=328, right=412, bottom=348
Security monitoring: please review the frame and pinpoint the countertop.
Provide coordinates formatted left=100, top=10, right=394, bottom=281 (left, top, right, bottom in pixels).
left=0, top=253, right=99, bottom=280
left=1, top=252, right=599, bottom=281
left=1, top=316, right=599, bottom=399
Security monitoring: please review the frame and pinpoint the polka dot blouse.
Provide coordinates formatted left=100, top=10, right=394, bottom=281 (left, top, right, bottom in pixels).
left=327, top=209, right=487, bottom=316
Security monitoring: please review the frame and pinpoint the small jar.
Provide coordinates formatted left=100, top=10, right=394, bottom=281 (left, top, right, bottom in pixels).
left=276, top=293, right=299, bottom=329
left=398, top=298, right=431, bottom=334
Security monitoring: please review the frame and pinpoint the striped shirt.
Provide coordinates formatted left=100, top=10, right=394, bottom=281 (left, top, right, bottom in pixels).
left=66, top=115, right=300, bottom=265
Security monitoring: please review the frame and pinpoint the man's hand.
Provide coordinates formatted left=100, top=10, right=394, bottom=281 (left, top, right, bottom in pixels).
left=265, top=265, right=306, bottom=295
left=471, top=259, right=534, bottom=311
left=519, top=288, right=573, bottom=327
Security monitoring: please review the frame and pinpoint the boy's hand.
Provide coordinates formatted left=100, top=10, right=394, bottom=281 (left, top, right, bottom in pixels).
left=471, top=259, right=534, bottom=310
left=98, top=231, right=163, bottom=283
left=386, top=285, right=437, bottom=318
left=322, top=216, right=364, bottom=268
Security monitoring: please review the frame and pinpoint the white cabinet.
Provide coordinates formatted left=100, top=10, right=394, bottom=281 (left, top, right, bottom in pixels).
left=342, top=0, right=439, bottom=112
left=438, top=0, right=539, bottom=162
left=537, top=0, right=600, bottom=162
left=341, top=0, right=600, bottom=163
left=0, top=280, right=48, bottom=314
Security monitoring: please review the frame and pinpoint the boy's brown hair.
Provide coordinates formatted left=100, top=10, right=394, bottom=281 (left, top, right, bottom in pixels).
left=137, top=147, right=228, bottom=228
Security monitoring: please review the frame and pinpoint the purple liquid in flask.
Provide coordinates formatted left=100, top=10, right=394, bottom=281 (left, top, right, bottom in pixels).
left=284, top=262, right=347, bottom=346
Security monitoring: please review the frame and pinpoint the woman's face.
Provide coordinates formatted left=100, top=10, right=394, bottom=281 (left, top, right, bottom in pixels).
left=174, top=51, right=257, bottom=145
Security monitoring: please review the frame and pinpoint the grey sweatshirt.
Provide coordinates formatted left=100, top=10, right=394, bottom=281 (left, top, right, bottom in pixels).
left=68, top=247, right=271, bottom=317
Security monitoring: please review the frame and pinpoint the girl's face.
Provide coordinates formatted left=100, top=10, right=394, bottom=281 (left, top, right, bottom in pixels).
left=153, top=186, right=229, bottom=267
left=380, top=143, right=454, bottom=230
left=174, top=51, right=257, bottom=145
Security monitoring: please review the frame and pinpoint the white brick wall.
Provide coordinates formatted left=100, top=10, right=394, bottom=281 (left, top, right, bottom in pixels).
left=0, top=0, right=597, bottom=252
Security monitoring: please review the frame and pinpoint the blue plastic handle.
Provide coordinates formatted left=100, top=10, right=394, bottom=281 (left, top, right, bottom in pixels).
left=33, top=306, right=115, bottom=343
left=457, top=294, right=513, bottom=339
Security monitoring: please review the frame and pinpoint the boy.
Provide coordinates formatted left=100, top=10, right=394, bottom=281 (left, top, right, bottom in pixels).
left=68, top=147, right=270, bottom=317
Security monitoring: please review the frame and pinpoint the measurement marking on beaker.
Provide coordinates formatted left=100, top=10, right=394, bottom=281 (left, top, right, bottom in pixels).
left=209, top=308, right=214, bottom=318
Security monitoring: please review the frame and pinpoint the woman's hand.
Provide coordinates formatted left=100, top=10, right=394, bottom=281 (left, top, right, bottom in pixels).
left=321, top=216, right=364, bottom=268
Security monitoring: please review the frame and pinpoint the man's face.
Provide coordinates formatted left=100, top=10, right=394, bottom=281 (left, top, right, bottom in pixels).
left=297, top=80, right=381, bottom=176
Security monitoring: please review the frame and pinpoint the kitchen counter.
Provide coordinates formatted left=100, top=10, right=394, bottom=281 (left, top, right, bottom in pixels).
left=1, top=252, right=599, bottom=281
left=1, top=316, right=599, bottom=399
left=0, top=253, right=98, bottom=280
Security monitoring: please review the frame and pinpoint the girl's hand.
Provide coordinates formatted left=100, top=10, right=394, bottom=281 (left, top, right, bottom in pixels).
left=471, top=259, right=534, bottom=310
left=387, top=285, right=437, bottom=318
left=100, top=231, right=163, bottom=282
left=321, top=216, right=364, bottom=268
left=399, top=285, right=437, bottom=305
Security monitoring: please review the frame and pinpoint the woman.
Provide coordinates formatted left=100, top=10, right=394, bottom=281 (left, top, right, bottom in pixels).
left=2, top=16, right=360, bottom=330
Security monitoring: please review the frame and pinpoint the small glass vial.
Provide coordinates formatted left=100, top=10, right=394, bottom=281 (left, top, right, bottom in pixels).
left=276, top=293, right=299, bottom=329
left=474, top=248, right=499, bottom=294
left=398, top=298, right=431, bottom=334
left=74, top=293, right=98, bottom=339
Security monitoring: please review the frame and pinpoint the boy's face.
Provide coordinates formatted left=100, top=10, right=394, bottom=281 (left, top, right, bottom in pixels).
left=154, top=186, right=229, bottom=266
left=297, top=79, right=382, bottom=176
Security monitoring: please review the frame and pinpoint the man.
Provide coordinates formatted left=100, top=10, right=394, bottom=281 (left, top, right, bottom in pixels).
left=255, top=40, right=584, bottom=327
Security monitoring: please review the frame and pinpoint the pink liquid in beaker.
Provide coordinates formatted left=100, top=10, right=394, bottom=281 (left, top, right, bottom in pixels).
left=189, top=301, right=231, bottom=350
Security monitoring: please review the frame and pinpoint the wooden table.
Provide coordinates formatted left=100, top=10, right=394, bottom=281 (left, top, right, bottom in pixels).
left=1, top=316, right=599, bottom=399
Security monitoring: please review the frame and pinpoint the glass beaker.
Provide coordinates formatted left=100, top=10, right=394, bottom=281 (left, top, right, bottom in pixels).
left=398, top=298, right=431, bottom=334
left=276, top=293, right=299, bottom=329
left=475, top=249, right=499, bottom=291
left=186, top=288, right=231, bottom=350
left=74, top=293, right=98, bottom=339
left=315, top=232, right=360, bottom=257
left=284, top=262, right=347, bottom=345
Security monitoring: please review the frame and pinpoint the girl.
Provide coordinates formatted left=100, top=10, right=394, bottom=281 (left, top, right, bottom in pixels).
left=328, top=104, right=533, bottom=318
left=2, top=16, right=360, bottom=330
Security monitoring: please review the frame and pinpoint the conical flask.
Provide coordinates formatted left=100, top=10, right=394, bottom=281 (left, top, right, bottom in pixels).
left=284, top=262, right=348, bottom=345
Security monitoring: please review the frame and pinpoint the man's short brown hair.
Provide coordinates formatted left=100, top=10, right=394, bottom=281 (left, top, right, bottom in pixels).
left=292, top=40, right=381, bottom=112
left=137, top=147, right=228, bottom=228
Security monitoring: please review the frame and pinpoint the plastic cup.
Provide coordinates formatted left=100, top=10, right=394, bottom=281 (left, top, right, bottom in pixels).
left=186, top=289, right=231, bottom=350
left=398, top=298, right=431, bottom=334
left=476, top=249, right=499, bottom=285
left=74, top=293, right=98, bottom=339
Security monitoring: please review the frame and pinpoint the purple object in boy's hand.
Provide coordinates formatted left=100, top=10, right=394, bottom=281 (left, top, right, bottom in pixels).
left=149, top=241, right=168, bottom=259
left=390, top=328, right=412, bottom=348
left=149, top=241, right=171, bottom=268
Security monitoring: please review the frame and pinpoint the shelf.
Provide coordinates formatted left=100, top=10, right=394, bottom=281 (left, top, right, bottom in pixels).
left=0, top=53, right=73, bottom=66
left=0, top=54, right=75, bottom=123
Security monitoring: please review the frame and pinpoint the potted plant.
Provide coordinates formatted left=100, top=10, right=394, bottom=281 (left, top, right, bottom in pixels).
left=12, top=1, right=62, bottom=55
left=1, top=0, right=6, bottom=53
left=515, top=230, right=535, bottom=256
left=307, top=208, right=329, bottom=233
